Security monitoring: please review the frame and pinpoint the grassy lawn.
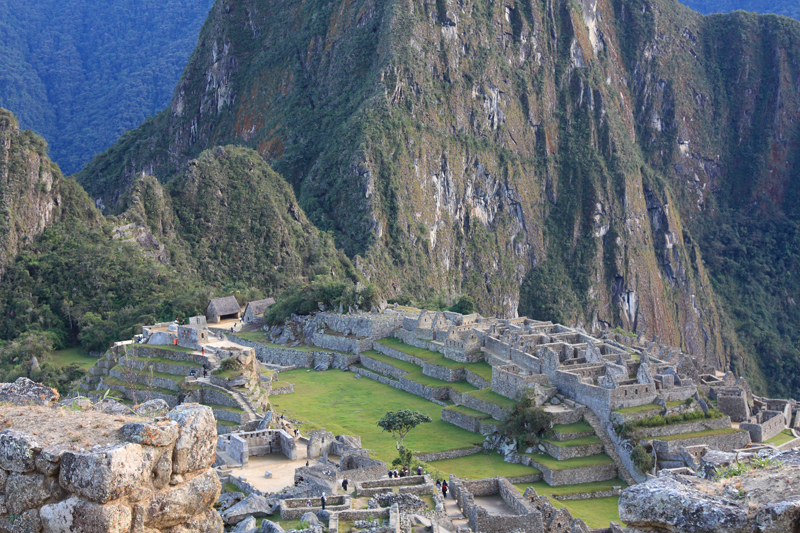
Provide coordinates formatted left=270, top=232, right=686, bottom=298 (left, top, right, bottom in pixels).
left=217, top=419, right=239, bottom=427
left=553, top=421, right=593, bottom=434
left=50, top=347, right=98, bottom=370
left=360, top=350, right=418, bottom=373
left=223, top=482, right=247, bottom=494
left=543, top=435, right=602, bottom=447
left=515, top=478, right=627, bottom=497
left=213, top=368, right=244, bottom=379
left=612, top=403, right=661, bottom=414
left=766, top=429, right=796, bottom=446
left=526, top=453, right=614, bottom=470
left=143, top=344, right=196, bottom=354
left=375, top=338, right=494, bottom=380
left=445, top=405, right=491, bottom=419
left=555, top=497, right=622, bottom=529
left=429, top=452, right=541, bottom=479
left=205, top=403, right=245, bottom=414
left=658, top=428, right=742, bottom=442
left=270, top=369, right=481, bottom=463
left=465, top=388, right=516, bottom=409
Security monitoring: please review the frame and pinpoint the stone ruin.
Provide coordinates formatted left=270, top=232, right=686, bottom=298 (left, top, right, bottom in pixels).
left=0, top=399, right=222, bottom=533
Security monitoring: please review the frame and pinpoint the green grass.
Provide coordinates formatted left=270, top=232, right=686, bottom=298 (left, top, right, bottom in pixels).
left=360, top=350, right=419, bottom=373
left=515, top=478, right=627, bottom=498
left=217, top=420, right=240, bottom=427
left=553, top=421, right=593, bottom=434
left=657, top=428, right=742, bottom=442
left=429, top=452, right=541, bottom=479
left=270, top=369, right=481, bottom=463
left=553, top=497, right=622, bottom=529
left=612, top=403, right=661, bottom=414
left=375, top=338, right=494, bottom=380
left=50, top=347, right=98, bottom=370
left=213, top=368, right=245, bottom=379
left=234, top=331, right=270, bottom=342
left=526, top=453, right=614, bottom=470
left=112, top=365, right=185, bottom=382
left=543, top=435, right=602, bottom=447
left=223, top=482, right=247, bottom=494
left=766, top=429, right=797, bottom=446
left=444, top=405, right=491, bottom=419
left=464, top=388, right=516, bottom=409
left=233, top=334, right=342, bottom=354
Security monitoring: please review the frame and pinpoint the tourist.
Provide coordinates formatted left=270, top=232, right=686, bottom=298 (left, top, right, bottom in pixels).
left=306, top=499, right=311, bottom=508
left=417, top=466, right=422, bottom=476
left=321, top=493, right=326, bottom=510
left=342, top=478, right=349, bottom=491
left=436, top=480, right=441, bottom=490
left=306, top=461, right=310, bottom=467
left=442, top=482, right=448, bottom=499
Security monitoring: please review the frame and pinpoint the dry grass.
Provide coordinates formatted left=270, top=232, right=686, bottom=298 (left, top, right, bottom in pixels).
left=0, top=404, right=143, bottom=450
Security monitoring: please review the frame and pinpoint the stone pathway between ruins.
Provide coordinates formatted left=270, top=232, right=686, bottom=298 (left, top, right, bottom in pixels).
left=443, top=494, right=468, bottom=530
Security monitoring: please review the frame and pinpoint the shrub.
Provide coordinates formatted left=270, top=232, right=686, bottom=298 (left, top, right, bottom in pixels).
left=265, top=278, right=379, bottom=324
left=631, top=443, right=655, bottom=474
left=501, top=391, right=553, bottom=446
left=219, top=357, right=240, bottom=371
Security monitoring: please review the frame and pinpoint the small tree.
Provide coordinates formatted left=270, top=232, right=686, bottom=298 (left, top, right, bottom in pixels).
left=501, top=391, right=553, bottom=447
left=377, top=409, right=432, bottom=451
left=631, top=443, right=655, bottom=474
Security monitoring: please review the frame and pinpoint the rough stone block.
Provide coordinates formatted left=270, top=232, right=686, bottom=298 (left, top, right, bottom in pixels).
left=0, top=378, right=59, bottom=406
left=59, top=443, right=147, bottom=504
left=166, top=404, right=217, bottom=474
left=169, top=507, right=224, bottom=533
left=5, top=472, right=61, bottom=515
left=39, top=497, right=132, bottom=533
left=144, top=470, right=220, bottom=529
left=0, top=431, right=41, bottom=473
left=119, top=420, right=179, bottom=447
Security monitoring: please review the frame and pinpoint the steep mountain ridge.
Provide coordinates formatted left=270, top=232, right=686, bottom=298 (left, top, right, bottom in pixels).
left=0, top=109, right=63, bottom=276
left=73, top=0, right=800, bottom=396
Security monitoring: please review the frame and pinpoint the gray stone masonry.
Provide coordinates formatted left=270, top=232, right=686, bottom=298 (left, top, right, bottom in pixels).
left=716, top=387, right=751, bottom=422
left=442, top=407, right=488, bottom=433
left=414, top=447, right=482, bottom=463
left=629, top=415, right=732, bottom=440
left=312, top=331, right=372, bottom=354
left=450, top=476, right=544, bottom=533
left=319, top=312, right=405, bottom=339
left=740, top=410, right=785, bottom=443
left=360, top=353, right=408, bottom=379
left=461, top=392, right=512, bottom=421
left=232, top=336, right=358, bottom=370
left=524, top=455, right=618, bottom=486
left=279, top=495, right=351, bottom=519
left=354, top=475, right=435, bottom=497
left=541, top=440, right=604, bottom=460
left=652, top=430, right=751, bottom=457
left=0, top=404, right=223, bottom=533
left=339, top=452, right=386, bottom=483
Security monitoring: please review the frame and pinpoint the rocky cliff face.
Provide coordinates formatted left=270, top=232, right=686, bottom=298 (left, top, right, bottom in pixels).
left=0, top=109, right=62, bottom=276
left=74, top=0, right=800, bottom=390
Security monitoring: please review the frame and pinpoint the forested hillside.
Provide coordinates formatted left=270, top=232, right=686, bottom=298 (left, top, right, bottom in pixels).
left=0, top=0, right=214, bottom=175
left=682, top=0, right=800, bottom=19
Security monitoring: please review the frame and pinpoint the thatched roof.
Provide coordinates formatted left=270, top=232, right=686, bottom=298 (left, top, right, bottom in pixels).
left=207, top=296, right=241, bottom=317
left=246, top=298, right=275, bottom=316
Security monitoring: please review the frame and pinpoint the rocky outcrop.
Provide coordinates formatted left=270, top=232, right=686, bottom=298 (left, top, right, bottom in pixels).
left=0, top=402, right=222, bottom=533
left=619, top=453, right=800, bottom=532
left=0, top=378, right=59, bottom=406
left=0, top=109, right=64, bottom=276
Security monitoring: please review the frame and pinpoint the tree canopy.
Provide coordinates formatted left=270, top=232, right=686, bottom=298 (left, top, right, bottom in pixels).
left=377, top=409, right=433, bottom=450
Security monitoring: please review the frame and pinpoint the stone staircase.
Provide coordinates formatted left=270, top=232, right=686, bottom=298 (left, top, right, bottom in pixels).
left=582, top=409, right=638, bottom=485
left=195, top=378, right=261, bottom=423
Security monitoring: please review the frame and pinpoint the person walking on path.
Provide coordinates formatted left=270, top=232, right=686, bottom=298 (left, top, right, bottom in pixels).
left=417, top=466, right=422, bottom=476
left=321, top=493, right=326, bottom=510
left=342, top=478, right=349, bottom=492
left=442, top=481, right=448, bottom=499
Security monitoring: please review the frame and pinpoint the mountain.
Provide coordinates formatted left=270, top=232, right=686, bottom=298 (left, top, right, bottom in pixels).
left=0, top=109, right=357, bottom=392
left=681, top=1, right=800, bottom=20
left=0, top=0, right=215, bottom=175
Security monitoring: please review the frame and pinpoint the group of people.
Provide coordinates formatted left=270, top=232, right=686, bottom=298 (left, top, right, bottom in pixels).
left=387, top=465, right=424, bottom=478
left=435, top=479, right=450, bottom=498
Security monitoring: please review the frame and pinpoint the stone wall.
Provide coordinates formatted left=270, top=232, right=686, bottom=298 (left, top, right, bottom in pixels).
left=441, top=408, right=486, bottom=433
left=461, top=393, right=512, bottom=421
left=652, top=430, right=751, bottom=456
left=415, top=447, right=482, bottom=463
left=524, top=457, right=618, bottom=486
left=608, top=384, right=659, bottom=410
left=134, top=345, right=204, bottom=365
left=360, top=353, right=409, bottom=379
left=0, top=404, right=223, bottom=533
left=231, top=336, right=358, bottom=370
left=319, top=312, right=404, bottom=339
left=716, top=387, right=750, bottom=422
left=740, top=411, right=785, bottom=443
left=422, top=363, right=465, bottom=383
left=312, top=332, right=373, bottom=354
left=280, top=495, right=351, bottom=519
left=541, top=441, right=604, bottom=460
left=657, top=385, right=698, bottom=402
left=464, top=370, right=492, bottom=390
left=629, top=416, right=732, bottom=440
left=339, top=453, right=386, bottom=483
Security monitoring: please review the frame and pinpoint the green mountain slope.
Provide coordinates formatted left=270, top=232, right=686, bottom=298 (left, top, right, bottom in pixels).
left=72, top=0, right=800, bottom=397
left=0, top=110, right=356, bottom=386
left=681, top=1, right=800, bottom=20
left=0, top=0, right=215, bottom=175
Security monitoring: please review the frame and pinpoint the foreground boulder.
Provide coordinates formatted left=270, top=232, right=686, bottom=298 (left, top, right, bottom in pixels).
left=222, top=494, right=274, bottom=525
left=0, top=400, right=222, bottom=533
left=0, top=377, right=58, bottom=406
